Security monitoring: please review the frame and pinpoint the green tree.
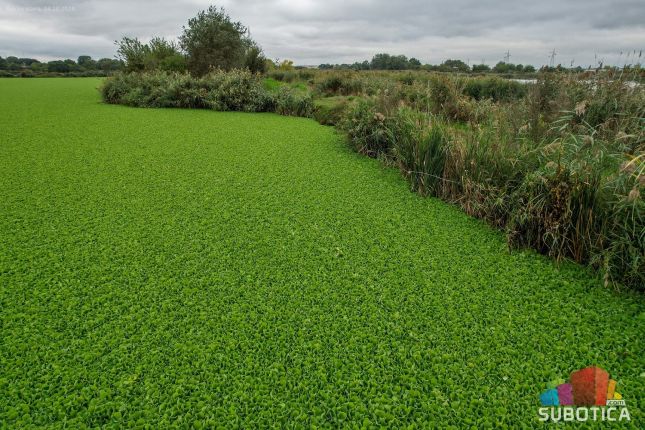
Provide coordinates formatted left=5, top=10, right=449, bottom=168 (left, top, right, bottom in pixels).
left=472, top=64, right=491, bottom=73
left=115, top=37, right=150, bottom=72
left=370, top=53, right=411, bottom=70
left=159, top=54, right=187, bottom=72
left=64, top=59, right=79, bottom=72
left=17, top=58, right=39, bottom=66
left=440, top=59, right=470, bottom=73
left=97, top=58, right=123, bottom=72
left=146, top=37, right=185, bottom=72
left=78, top=55, right=91, bottom=66
left=5, top=56, right=20, bottom=70
left=278, top=59, right=294, bottom=71
left=78, top=55, right=97, bottom=70
left=244, top=44, right=266, bottom=74
left=47, top=60, right=70, bottom=73
left=179, top=6, right=252, bottom=75
left=493, top=62, right=512, bottom=73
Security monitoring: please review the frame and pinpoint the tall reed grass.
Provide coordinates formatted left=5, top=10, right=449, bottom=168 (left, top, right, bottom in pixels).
left=336, top=70, right=643, bottom=290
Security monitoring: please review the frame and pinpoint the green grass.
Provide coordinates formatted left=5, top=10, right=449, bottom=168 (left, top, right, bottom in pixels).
left=263, top=77, right=309, bottom=95
left=0, top=78, right=643, bottom=428
left=262, top=77, right=282, bottom=92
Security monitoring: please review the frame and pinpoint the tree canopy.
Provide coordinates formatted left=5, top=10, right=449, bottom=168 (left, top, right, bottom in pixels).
left=179, top=6, right=265, bottom=75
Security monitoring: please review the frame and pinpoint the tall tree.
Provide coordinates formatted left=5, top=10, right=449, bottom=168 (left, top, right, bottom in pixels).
left=146, top=37, right=185, bottom=72
left=440, top=59, right=470, bottom=73
left=179, top=6, right=253, bottom=76
left=244, top=44, right=267, bottom=74
left=115, top=37, right=150, bottom=72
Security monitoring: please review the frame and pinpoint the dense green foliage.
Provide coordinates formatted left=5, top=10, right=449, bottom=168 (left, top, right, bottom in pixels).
left=101, top=67, right=644, bottom=290
left=0, top=55, right=121, bottom=77
left=115, top=37, right=186, bottom=73
left=1, top=78, right=643, bottom=428
left=462, top=77, right=527, bottom=101
left=271, top=69, right=645, bottom=290
left=179, top=6, right=265, bottom=75
left=101, top=70, right=312, bottom=116
left=316, top=53, right=635, bottom=75
left=110, top=5, right=267, bottom=76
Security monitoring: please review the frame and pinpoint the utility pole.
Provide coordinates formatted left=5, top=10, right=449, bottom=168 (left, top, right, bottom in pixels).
left=503, top=50, right=510, bottom=63
left=549, top=49, right=557, bottom=67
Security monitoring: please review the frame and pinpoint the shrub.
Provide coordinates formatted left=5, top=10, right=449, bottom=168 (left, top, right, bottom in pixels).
left=462, top=77, right=527, bottom=102
left=340, top=100, right=392, bottom=157
left=101, top=70, right=272, bottom=112
left=203, top=69, right=272, bottom=112
left=313, top=97, right=352, bottom=126
left=297, top=70, right=315, bottom=81
left=267, top=70, right=296, bottom=83
left=273, top=87, right=314, bottom=117
left=316, top=74, right=364, bottom=96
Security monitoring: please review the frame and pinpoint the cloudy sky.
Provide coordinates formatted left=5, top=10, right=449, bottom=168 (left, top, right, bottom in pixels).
left=1, top=0, right=643, bottom=67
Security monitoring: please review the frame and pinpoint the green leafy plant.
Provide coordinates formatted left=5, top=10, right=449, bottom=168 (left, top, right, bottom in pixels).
left=2, top=78, right=643, bottom=428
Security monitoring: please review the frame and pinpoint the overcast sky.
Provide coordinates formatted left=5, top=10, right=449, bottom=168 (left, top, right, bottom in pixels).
left=1, top=0, right=643, bottom=66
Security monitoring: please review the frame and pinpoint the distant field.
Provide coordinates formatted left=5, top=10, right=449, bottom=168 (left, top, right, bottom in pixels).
left=0, top=78, right=643, bottom=428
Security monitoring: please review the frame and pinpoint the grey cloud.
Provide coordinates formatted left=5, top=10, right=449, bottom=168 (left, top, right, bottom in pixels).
left=0, top=0, right=643, bottom=66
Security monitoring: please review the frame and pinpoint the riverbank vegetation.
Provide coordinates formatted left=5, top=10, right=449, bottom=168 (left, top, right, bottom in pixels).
left=101, top=65, right=644, bottom=291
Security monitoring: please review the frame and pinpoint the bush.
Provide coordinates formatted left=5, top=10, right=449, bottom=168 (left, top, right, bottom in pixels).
left=316, top=74, right=364, bottom=96
left=340, top=100, right=392, bottom=157
left=267, top=70, right=296, bottom=83
left=313, top=97, right=352, bottom=126
left=462, top=77, right=527, bottom=102
left=273, top=87, right=314, bottom=117
left=204, top=69, right=272, bottom=112
left=101, top=70, right=272, bottom=112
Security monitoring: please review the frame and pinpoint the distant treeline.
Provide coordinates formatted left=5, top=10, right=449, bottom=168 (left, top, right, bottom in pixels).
left=318, top=54, right=538, bottom=73
left=0, top=55, right=122, bottom=77
left=317, top=53, right=644, bottom=75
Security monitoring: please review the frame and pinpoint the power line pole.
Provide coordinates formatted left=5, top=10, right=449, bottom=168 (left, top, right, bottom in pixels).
left=503, top=50, right=510, bottom=63
left=549, top=49, right=557, bottom=67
